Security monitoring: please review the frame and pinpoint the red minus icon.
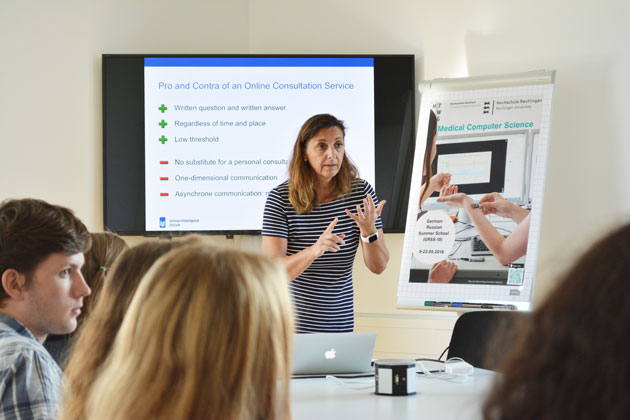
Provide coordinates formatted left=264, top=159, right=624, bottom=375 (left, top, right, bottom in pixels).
left=160, top=193, right=169, bottom=197
left=160, top=177, right=169, bottom=181
left=160, top=160, right=168, bottom=165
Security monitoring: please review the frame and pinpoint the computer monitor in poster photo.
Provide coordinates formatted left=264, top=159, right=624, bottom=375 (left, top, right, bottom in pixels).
left=428, top=130, right=535, bottom=206
left=415, top=129, right=537, bottom=285
left=397, top=78, right=555, bottom=310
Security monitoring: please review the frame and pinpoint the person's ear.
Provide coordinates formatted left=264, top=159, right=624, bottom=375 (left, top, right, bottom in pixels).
left=1, top=269, right=28, bottom=301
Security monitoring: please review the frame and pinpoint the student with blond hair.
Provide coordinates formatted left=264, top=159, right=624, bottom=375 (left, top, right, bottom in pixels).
left=83, top=244, right=294, bottom=420
left=60, top=237, right=200, bottom=420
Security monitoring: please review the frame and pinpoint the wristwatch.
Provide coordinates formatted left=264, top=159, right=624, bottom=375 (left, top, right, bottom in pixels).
left=360, top=231, right=379, bottom=243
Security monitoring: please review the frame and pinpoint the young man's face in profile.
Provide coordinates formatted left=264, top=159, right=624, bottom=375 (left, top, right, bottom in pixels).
left=22, top=252, right=90, bottom=341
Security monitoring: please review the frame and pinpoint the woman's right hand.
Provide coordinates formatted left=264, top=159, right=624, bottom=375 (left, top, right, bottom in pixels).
left=428, top=260, right=457, bottom=283
left=439, top=184, right=458, bottom=197
left=478, top=193, right=513, bottom=218
left=311, top=218, right=346, bottom=258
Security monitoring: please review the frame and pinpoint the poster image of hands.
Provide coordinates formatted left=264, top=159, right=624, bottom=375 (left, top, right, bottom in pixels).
left=398, top=79, right=554, bottom=310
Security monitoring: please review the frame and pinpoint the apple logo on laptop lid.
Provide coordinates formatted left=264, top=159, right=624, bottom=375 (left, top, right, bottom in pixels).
left=325, top=348, right=336, bottom=359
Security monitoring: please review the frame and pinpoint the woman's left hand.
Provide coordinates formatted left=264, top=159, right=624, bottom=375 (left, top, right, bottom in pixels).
left=436, top=186, right=474, bottom=208
left=429, top=172, right=451, bottom=193
left=345, top=194, right=386, bottom=236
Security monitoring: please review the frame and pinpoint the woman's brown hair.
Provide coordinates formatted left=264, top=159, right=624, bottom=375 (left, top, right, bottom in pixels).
left=79, top=232, right=128, bottom=320
left=419, top=110, right=438, bottom=203
left=288, top=114, right=359, bottom=213
left=60, top=236, right=202, bottom=420
left=483, top=223, right=630, bottom=420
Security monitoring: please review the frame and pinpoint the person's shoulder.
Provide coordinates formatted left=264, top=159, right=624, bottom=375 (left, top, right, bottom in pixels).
left=0, top=317, right=39, bottom=355
left=0, top=331, right=60, bottom=372
left=266, top=180, right=290, bottom=204
left=0, top=330, right=34, bottom=360
left=0, top=334, right=62, bottom=400
left=269, top=180, right=290, bottom=195
left=0, top=342, right=61, bottom=419
left=351, top=178, right=371, bottom=187
left=264, top=181, right=292, bottom=221
left=351, top=178, right=374, bottom=194
left=0, top=319, right=62, bottom=418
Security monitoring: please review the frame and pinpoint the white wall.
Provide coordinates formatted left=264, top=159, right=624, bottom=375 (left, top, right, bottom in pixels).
left=2, top=0, right=629, bottom=356
left=0, top=0, right=250, bottom=226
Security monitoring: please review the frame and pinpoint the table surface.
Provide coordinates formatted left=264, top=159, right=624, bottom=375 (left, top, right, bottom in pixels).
left=291, top=368, right=496, bottom=420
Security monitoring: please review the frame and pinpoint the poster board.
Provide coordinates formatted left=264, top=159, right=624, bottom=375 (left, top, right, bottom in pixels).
left=397, top=71, right=555, bottom=311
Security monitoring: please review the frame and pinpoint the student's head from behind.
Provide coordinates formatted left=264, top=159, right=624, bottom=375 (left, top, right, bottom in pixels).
left=0, top=198, right=91, bottom=340
left=86, top=244, right=294, bottom=420
left=483, top=222, right=630, bottom=420
left=79, top=231, right=128, bottom=320
left=88, top=237, right=203, bottom=328
left=60, top=235, right=205, bottom=420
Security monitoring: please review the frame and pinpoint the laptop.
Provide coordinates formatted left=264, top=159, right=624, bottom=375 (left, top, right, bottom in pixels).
left=291, top=332, right=377, bottom=377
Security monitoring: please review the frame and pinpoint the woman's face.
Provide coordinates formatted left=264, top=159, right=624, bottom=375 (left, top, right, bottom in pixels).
left=303, top=126, right=345, bottom=185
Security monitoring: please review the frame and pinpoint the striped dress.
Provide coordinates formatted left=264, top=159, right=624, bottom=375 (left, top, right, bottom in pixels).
left=262, top=179, right=382, bottom=333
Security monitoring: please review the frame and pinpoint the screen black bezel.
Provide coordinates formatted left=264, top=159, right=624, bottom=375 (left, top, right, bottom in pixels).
left=103, top=54, right=415, bottom=236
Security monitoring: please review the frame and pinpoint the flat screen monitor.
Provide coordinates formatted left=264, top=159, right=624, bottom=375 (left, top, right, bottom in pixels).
left=103, top=54, right=415, bottom=235
left=426, top=131, right=532, bottom=206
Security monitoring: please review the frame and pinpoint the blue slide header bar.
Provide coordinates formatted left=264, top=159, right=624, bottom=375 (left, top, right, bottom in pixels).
left=144, top=57, right=374, bottom=67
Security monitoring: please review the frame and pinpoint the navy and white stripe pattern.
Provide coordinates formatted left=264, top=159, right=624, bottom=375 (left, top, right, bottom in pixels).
left=262, top=179, right=382, bottom=333
left=0, top=314, right=62, bottom=420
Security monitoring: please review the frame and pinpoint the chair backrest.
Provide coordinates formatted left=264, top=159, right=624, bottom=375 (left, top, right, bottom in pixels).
left=446, top=310, right=527, bottom=369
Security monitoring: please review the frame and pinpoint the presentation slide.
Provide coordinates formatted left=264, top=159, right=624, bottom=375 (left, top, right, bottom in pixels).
left=144, top=57, right=375, bottom=231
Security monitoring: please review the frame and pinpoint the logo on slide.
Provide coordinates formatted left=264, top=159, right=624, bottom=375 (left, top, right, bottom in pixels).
left=159, top=217, right=166, bottom=228
left=324, top=349, right=336, bottom=360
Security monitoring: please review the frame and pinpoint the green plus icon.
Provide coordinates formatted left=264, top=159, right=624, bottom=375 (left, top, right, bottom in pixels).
left=158, top=104, right=167, bottom=113
left=159, top=120, right=167, bottom=128
left=158, top=136, right=167, bottom=144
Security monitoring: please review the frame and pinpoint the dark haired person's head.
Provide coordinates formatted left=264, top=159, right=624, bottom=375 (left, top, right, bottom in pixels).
left=483, top=222, right=630, bottom=420
left=288, top=114, right=359, bottom=213
left=0, top=198, right=91, bottom=340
